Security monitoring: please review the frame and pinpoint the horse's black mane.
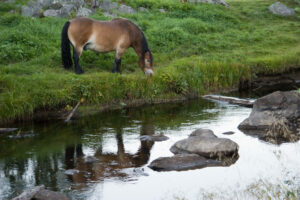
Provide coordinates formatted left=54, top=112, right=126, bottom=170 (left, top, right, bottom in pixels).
left=140, top=31, right=153, bottom=65
left=120, top=18, right=153, bottom=65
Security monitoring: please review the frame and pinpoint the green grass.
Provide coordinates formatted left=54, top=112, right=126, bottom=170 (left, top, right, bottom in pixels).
left=0, top=0, right=300, bottom=123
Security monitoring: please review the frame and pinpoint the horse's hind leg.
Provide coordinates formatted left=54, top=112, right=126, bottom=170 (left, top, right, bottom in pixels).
left=73, top=47, right=84, bottom=74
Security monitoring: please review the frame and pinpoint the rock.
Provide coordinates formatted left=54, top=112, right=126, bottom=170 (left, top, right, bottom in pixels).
left=238, top=91, right=300, bottom=143
left=133, top=168, right=149, bottom=176
left=21, top=6, right=42, bottom=17
left=148, top=154, right=222, bottom=171
left=140, top=134, right=169, bottom=142
left=138, top=7, right=148, bottom=12
left=64, top=169, right=79, bottom=175
left=189, top=128, right=215, bottom=137
left=76, top=7, right=92, bottom=17
left=203, top=95, right=254, bottom=108
left=0, top=128, right=18, bottom=134
left=43, top=9, right=60, bottom=17
left=170, top=129, right=239, bottom=159
left=187, top=0, right=228, bottom=7
left=12, top=185, right=45, bottom=200
left=269, top=2, right=295, bottom=16
left=49, top=2, right=63, bottom=9
left=12, top=185, right=70, bottom=200
left=8, top=133, right=36, bottom=139
left=118, top=4, right=136, bottom=14
left=100, top=1, right=118, bottom=12
left=239, top=91, right=300, bottom=131
left=103, top=12, right=117, bottom=18
left=84, top=156, right=98, bottom=163
left=159, top=8, right=166, bottom=13
left=59, top=4, right=76, bottom=17
left=33, top=188, right=70, bottom=200
left=222, top=131, right=235, bottom=135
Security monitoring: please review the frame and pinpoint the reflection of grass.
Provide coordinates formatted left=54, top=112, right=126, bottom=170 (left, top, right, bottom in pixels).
left=173, top=180, right=300, bottom=200
left=1, top=0, right=300, bottom=123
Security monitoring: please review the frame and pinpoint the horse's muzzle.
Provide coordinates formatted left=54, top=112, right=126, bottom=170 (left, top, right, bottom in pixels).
left=144, top=69, right=154, bottom=76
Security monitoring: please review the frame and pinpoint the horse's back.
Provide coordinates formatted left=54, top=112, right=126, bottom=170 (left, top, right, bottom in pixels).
left=68, top=17, right=139, bottom=52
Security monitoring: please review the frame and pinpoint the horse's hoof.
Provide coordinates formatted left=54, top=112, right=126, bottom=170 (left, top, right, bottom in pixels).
left=76, top=70, right=84, bottom=74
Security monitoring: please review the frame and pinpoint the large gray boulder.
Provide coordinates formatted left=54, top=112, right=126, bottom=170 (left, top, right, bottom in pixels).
left=170, top=128, right=239, bottom=159
left=269, top=2, right=295, bottom=16
left=238, top=91, right=300, bottom=143
left=239, top=91, right=300, bottom=130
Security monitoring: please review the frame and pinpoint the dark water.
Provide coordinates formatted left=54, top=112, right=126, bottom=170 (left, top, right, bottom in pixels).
left=0, top=99, right=300, bottom=200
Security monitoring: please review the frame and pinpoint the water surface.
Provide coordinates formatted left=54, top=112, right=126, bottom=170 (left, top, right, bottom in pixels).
left=0, top=99, right=299, bottom=200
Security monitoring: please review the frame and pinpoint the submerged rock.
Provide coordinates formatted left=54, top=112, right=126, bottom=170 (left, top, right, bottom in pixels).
left=170, top=129, right=239, bottom=159
left=12, top=185, right=70, bottom=200
left=222, top=131, right=235, bottom=135
left=269, top=2, right=295, bottom=16
left=64, top=169, right=80, bottom=175
left=140, top=134, right=169, bottom=142
left=238, top=91, right=300, bottom=143
left=148, top=154, right=221, bottom=171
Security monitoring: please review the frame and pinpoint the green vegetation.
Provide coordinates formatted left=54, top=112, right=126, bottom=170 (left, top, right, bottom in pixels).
left=0, top=0, right=300, bottom=123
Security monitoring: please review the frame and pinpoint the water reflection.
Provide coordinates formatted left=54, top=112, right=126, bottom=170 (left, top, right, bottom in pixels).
left=0, top=99, right=217, bottom=199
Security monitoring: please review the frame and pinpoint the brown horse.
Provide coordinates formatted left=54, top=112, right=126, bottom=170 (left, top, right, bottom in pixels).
left=61, top=17, right=154, bottom=76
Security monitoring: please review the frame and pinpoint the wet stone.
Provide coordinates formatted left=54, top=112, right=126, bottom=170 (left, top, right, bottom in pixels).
left=140, top=134, right=169, bottom=142
left=12, top=185, right=70, bottom=200
left=148, top=154, right=221, bottom=171
left=222, top=131, right=235, bottom=135
left=171, top=129, right=239, bottom=159
left=64, top=169, right=79, bottom=175
left=84, top=156, right=99, bottom=164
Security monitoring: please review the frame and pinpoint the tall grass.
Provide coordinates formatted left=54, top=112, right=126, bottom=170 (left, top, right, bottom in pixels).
left=0, top=0, right=300, bottom=123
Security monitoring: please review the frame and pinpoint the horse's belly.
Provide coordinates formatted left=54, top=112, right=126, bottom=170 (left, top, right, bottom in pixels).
left=85, top=43, right=112, bottom=53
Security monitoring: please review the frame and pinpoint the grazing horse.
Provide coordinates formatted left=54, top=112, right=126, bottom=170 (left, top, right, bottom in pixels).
left=61, top=17, right=154, bottom=76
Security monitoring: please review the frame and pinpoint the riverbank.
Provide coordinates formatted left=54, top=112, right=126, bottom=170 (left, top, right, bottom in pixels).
left=1, top=0, right=300, bottom=124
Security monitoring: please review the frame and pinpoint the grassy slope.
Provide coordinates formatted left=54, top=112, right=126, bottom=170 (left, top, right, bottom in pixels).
left=0, top=0, right=300, bottom=123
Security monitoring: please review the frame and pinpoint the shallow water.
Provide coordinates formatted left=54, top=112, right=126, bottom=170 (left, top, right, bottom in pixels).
left=0, top=99, right=300, bottom=200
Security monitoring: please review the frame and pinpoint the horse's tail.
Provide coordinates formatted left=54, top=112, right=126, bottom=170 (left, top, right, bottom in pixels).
left=61, top=21, right=72, bottom=69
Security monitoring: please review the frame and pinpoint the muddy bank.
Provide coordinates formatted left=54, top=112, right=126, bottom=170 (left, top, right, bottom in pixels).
left=1, top=68, right=300, bottom=126
left=239, top=68, right=300, bottom=95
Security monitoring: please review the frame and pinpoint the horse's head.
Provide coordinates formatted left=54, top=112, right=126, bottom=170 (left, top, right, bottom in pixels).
left=143, top=51, right=154, bottom=76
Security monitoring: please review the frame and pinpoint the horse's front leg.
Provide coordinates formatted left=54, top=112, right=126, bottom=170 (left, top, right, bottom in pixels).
left=112, top=47, right=125, bottom=74
left=112, top=58, right=122, bottom=74
left=73, top=47, right=84, bottom=74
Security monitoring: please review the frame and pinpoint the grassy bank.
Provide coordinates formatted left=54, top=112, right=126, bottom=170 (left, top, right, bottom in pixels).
left=0, top=0, right=300, bottom=123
